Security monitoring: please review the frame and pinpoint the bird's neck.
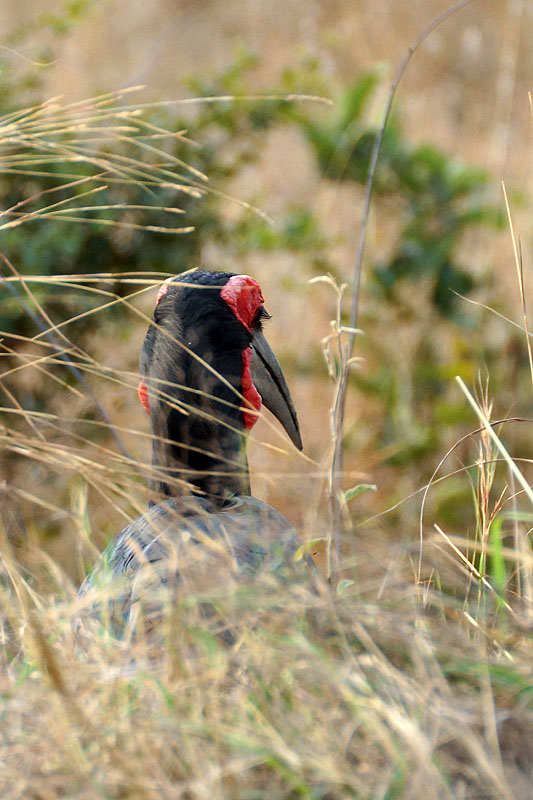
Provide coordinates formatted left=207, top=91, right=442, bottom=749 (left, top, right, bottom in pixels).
left=148, top=340, right=250, bottom=506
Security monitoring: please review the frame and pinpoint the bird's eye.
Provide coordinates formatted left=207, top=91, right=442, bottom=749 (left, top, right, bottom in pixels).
left=254, top=305, right=271, bottom=329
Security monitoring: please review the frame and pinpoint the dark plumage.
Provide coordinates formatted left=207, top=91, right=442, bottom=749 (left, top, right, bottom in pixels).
left=78, top=270, right=307, bottom=634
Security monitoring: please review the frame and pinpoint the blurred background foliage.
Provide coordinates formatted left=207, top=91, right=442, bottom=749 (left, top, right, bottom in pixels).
left=1, top=41, right=505, bottom=330
left=1, top=1, right=531, bottom=579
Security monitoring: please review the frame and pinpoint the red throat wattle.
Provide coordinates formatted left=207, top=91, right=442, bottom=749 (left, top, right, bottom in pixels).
left=241, top=347, right=261, bottom=430
left=137, top=379, right=151, bottom=414
left=156, top=276, right=173, bottom=303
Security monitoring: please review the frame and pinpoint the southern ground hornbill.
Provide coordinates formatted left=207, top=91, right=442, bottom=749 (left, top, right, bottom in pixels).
left=78, top=270, right=308, bottom=634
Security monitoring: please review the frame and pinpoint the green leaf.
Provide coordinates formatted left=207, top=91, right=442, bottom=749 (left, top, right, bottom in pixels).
left=293, top=537, right=327, bottom=562
left=343, top=484, right=377, bottom=504
left=338, top=71, right=380, bottom=130
left=336, top=579, right=355, bottom=596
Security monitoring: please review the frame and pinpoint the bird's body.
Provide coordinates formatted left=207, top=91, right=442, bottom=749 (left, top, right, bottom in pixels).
left=79, top=494, right=303, bottom=634
left=78, top=270, right=307, bottom=634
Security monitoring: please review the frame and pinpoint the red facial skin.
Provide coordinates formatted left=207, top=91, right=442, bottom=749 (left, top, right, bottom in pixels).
left=138, top=274, right=264, bottom=430
left=219, top=275, right=264, bottom=333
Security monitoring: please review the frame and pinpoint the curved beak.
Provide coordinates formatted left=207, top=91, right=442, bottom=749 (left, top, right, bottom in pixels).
left=250, top=330, right=303, bottom=451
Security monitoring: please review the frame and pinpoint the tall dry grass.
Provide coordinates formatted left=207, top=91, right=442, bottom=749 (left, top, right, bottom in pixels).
left=2, top=15, right=533, bottom=800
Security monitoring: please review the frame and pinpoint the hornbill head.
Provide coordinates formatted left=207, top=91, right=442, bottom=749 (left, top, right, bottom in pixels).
left=137, top=270, right=302, bottom=503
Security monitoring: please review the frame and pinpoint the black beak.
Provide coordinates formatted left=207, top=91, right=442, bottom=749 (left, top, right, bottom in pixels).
left=250, top=330, right=303, bottom=451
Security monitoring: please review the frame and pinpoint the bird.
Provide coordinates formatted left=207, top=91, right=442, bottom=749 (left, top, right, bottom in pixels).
left=78, top=270, right=308, bottom=636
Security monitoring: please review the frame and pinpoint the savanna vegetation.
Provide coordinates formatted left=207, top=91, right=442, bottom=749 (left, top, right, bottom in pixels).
left=1, top=1, right=533, bottom=797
